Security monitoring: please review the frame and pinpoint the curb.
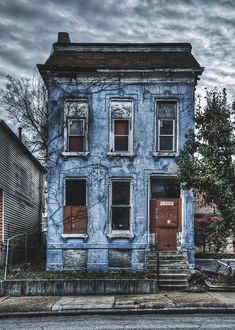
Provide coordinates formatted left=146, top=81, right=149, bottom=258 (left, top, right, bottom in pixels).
left=0, top=307, right=235, bottom=318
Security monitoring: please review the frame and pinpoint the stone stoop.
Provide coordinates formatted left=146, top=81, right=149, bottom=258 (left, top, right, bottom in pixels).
left=146, top=251, right=189, bottom=291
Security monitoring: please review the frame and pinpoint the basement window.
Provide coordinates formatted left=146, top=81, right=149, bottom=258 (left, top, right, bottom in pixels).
left=64, top=179, right=87, bottom=234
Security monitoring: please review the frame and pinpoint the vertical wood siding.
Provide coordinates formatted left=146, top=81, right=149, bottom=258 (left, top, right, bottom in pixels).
left=0, top=127, right=44, bottom=246
left=0, top=190, right=2, bottom=243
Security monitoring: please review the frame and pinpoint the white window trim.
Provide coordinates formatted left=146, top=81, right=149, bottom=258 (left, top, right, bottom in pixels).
left=108, top=99, right=134, bottom=157
left=63, top=99, right=89, bottom=156
left=61, top=233, right=88, bottom=239
left=108, top=178, right=133, bottom=238
left=153, top=100, right=179, bottom=157
left=63, top=177, right=88, bottom=237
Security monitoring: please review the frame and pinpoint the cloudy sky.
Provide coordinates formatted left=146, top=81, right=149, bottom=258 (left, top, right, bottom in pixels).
left=0, top=0, right=234, bottom=111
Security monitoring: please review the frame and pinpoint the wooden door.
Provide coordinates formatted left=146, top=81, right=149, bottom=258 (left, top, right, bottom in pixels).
left=150, top=198, right=181, bottom=251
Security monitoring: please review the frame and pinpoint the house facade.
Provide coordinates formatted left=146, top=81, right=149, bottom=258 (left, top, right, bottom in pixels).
left=0, top=120, right=45, bottom=266
left=38, top=32, right=203, bottom=272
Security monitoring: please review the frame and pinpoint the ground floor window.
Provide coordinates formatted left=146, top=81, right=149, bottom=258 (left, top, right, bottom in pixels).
left=64, top=178, right=87, bottom=234
left=111, top=179, right=131, bottom=231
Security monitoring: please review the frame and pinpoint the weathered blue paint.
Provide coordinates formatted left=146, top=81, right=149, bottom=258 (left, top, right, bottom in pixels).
left=45, top=80, right=198, bottom=271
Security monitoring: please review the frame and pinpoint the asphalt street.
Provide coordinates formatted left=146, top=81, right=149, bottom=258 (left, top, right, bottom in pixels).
left=0, top=314, right=235, bottom=330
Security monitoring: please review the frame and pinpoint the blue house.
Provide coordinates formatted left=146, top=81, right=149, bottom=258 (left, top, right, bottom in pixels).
left=38, top=33, right=203, bottom=274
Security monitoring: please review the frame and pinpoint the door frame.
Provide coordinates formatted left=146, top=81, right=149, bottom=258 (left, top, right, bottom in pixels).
left=148, top=174, right=183, bottom=249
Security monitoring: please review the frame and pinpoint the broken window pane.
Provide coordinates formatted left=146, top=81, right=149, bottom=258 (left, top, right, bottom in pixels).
left=69, top=119, right=85, bottom=136
left=160, top=120, right=173, bottom=135
left=112, top=207, right=130, bottom=230
left=66, top=179, right=86, bottom=206
left=151, top=178, right=180, bottom=198
left=158, top=101, right=177, bottom=118
left=159, top=136, right=173, bottom=151
left=111, top=180, right=131, bottom=231
left=114, top=136, right=129, bottom=151
left=112, top=181, right=130, bottom=205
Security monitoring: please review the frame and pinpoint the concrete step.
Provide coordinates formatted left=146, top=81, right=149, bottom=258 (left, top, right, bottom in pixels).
left=159, top=284, right=188, bottom=291
left=159, top=273, right=188, bottom=278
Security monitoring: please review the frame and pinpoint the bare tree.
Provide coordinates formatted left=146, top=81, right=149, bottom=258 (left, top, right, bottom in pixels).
left=0, top=74, right=48, bottom=163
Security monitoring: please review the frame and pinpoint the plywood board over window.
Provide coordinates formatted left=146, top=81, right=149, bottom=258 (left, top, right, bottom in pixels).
left=64, top=179, right=87, bottom=234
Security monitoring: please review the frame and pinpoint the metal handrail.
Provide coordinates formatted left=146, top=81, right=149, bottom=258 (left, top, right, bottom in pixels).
left=156, top=251, right=160, bottom=289
left=4, top=232, right=35, bottom=280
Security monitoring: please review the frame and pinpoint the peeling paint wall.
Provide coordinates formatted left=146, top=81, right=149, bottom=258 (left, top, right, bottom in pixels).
left=47, top=79, right=196, bottom=271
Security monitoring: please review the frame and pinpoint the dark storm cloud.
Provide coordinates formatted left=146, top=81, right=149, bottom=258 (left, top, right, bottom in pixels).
left=0, top=0, right=235, bottom=101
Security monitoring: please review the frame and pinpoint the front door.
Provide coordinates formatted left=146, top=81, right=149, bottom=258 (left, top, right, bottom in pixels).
left=150, top=178, right=181, bottom=251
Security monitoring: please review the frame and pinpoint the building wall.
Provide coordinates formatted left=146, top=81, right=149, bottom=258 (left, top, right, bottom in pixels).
left=47, top=79, right=195, bottom=271
left=0, top=126, right=44, bottom=265
left=0, top=190, right=2, bottom=244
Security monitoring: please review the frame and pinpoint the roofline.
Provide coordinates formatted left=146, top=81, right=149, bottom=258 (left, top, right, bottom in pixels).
left=37, top=64, right=204, bottom=72
left=53, top=42, right=192, bottom=47
left=0, top=120, right=47, bottom=173
left=52, top=43, right=192, bottom=53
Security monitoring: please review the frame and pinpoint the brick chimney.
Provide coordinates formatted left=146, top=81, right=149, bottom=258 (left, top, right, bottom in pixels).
left=57, top=32, right=71, bottom=43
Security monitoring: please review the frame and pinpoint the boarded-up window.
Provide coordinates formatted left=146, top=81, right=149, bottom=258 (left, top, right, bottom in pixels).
left=157, top=101, right=177, bottom=152
left=111, top=180, right=131, bottom=231
left=64, top=179, right=87, bottom=234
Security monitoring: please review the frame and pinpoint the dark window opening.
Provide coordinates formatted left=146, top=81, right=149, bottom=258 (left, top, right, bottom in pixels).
left=151, top=178, right=180, bottom=198
left=65, top=179, right=86, bottom=206
left=114, top=120, right=129, bottom=151
left=111, top=180, right=131, bottom=231
left=64, top=179, right=87, bottom=234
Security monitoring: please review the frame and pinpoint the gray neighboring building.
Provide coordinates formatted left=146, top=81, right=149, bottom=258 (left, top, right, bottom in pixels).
left=0, top=120, right=46, bottom=266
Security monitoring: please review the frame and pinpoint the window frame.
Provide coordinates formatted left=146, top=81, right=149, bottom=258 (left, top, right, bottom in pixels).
left=158, top=118, right=176, bottom=152
left=62, top=99, right=89, bottom=157
left=108, top=178, right=134, bottom=239
left=113, top=119, right=130, bottom=152
left=62, top=177, right=88, bottom=239
left=154, top=100, right=178, bottom=156
left=108, top=99, right=134, bottom=157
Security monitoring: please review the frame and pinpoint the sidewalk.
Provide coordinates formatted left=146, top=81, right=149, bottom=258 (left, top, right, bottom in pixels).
left=0, top=292, right=235, bottom=317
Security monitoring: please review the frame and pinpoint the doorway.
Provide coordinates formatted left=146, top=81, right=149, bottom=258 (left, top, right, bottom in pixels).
left=150, top=178, right=181, bottom=251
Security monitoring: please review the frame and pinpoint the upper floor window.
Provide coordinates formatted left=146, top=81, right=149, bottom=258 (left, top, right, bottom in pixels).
left=156, top=101, right=177, bottom=153
left=64, top=100, right=88, bottom=153
left=110, top=100, right=133, bottom=154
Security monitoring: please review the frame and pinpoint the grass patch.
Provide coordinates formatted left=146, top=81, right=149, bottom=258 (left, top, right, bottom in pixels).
left=0, top=263, right=147, bottom=280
